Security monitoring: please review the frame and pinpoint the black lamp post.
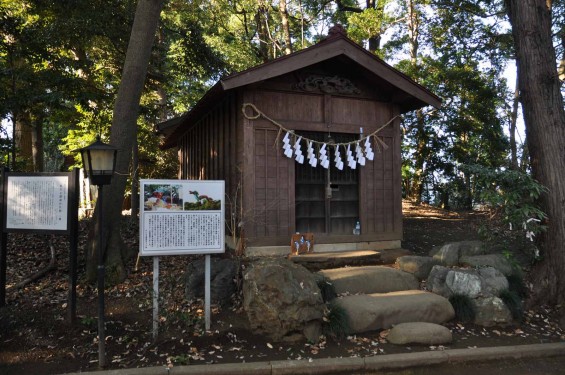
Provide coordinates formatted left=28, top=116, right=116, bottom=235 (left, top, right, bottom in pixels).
left=78, top=136, right=117, bottom=368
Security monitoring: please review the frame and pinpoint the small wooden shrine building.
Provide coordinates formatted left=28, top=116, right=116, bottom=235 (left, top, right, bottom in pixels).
left=157, top=26, right=441, bottom=256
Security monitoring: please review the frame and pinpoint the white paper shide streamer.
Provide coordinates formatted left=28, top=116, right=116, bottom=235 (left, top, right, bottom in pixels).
left=334, top=145, right=344, bottom=170
left=364, top=136, right=374, bottom=161
left=319, top=143, right=329, bottom=169
left=294, top=136, right=304, bottom=164
left=307, top=140, right=317, bottom=167
left=281, top=130, right=378, bottom=170
left=346, top=144, right=357, bottom=169
left=355, top=142, right=366, bottom=166
left=282, top=132, right=293, bottom=158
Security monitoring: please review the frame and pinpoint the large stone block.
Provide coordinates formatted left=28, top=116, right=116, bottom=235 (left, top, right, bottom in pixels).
left=445, top=269, right=482, bottom=298
left=397, top=256, right=441, bottom=280
left=318, top=266, right=419, bottom=295
left=185, top=258, right=238, bottom=306
left=242, top=258, right=325, bottom=341
left=427, top=265, right=451, bottom=296
left=430, top=241, right=486, bottom=266
left=460, top=254, right=515, bottom=276
left=387, top=322, right=453, bottom=345
left=335, top=290, right=455, bottom=333
left=428, top=266, right=509, bottom=299
left=473, top=296, right=512, bottom=327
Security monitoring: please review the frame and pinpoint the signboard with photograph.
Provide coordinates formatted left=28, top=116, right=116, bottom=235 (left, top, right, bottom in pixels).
left=139, top=179, right=225, bottom=256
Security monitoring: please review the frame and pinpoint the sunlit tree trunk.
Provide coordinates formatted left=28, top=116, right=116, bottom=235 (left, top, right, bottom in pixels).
left=406, top=0, right=426, bottom=203
left=505, top=0, right=565, bottom=307
left=31, top=115, right=44, bottom=172
left=279, top=0, right=292, bottom=55
left=509, top=82, right=519, bottom=170
left=256, top=1, right=271, bottom=62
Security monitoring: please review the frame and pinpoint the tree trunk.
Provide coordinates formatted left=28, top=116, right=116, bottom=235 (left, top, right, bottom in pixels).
left=558, top=24, right=565, bottom=81
left=256, top=1, right=271, bottom=62
left=407, top=0, right=419, bottom=66
left=279, top=0, right=292, bottom=55
left=406, top=0, right=424, bottom=203
left=410, top=113, right=427, bottom=203
left=509, top=83, right=519, bottom=170
left=14, top=111, right=33, bottom=171
left=505, top=0, right=565, bottom=306
left=31, top=115, right=44, bottom=172
left=86, top=0, right=165, bottom=283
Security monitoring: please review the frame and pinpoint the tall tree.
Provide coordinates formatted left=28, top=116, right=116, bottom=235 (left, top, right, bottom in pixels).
left=88, top=0, right=165, bottom=282
left=504, top=0, right=565, bottom=307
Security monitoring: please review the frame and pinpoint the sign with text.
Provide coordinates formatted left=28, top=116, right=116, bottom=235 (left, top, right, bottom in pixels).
left=4, top=175, right=69, bottom=232
left=139, top=179, right=225, bottom=256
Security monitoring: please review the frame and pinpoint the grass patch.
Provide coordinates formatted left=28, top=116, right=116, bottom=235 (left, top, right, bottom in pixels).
left=322, top=301, right=350, bottom=339
left=316, top=275, right=337, bottom=303
left=449, top=293, right=476, bottom=323
left=500, top=289, right=524, bottom=321
left=507, top=274, right=528, bottom=299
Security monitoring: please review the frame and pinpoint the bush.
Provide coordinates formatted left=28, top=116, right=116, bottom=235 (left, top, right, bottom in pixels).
left=462, top=164, right=547, bottom=264
left=449, top=293, right=476, bottom=323
left=507, top=273, right=528, bottom=299
left=500, top=289, right=524, bottom=321
left=316, top=275, right=337, bottom=303
left=322, top=301, right=350, bottom=339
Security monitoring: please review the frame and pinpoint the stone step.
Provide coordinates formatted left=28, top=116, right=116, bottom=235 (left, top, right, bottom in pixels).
left=319, top=266, right=419, bottom=295
left=289, top=250, right=381, bottom=271
left=335, top=290, right=455, bottom=334
left=289, top=248, right=411, bottom=271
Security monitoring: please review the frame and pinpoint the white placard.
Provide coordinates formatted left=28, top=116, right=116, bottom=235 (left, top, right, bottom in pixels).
left=6, top=176, right=69, bottom=231
left=139, top=179, right=225, bottom=256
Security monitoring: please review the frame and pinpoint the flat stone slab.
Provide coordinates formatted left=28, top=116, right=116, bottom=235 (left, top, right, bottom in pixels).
left=387, top=322, right=453, bottom=345
left=379, top=248, right=412, bottom=264
left=289, top=250, right=381, bottom=271
left=319, top=266, right=419, bottom=295
left=335, top=290, right=455, bottom=334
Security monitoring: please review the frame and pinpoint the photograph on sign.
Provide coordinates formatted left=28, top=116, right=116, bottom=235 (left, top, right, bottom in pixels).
left=5, top=175, right=69, bottom=231
left=139, top=180, right=225, bottom=256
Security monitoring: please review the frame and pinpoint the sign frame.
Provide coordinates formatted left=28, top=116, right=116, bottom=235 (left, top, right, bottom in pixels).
left=2, top=172, right=73, bottom=235
left=139, top=179, right=225, bottom=256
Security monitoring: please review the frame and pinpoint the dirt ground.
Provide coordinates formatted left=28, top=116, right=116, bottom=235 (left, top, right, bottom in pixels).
left=0, top=201, right=564, bottom=375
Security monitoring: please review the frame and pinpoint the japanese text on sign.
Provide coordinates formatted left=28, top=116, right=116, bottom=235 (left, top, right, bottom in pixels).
left=143, top=213, right=222, bottom=250
left=5, top=176, right=69, bottom=231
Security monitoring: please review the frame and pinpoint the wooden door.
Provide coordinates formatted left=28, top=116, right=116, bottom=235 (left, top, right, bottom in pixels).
left=295, top=132, right=359, bottom=234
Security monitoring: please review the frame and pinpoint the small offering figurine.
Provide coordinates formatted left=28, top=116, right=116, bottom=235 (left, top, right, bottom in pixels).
left=289, top=233, right=315, bottom=256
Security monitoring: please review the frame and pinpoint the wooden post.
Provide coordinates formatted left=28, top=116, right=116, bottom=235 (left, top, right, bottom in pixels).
left=0, top=168, right=7, bottom=307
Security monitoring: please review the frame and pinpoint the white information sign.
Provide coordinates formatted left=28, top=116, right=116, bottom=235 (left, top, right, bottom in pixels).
left=5, top=176, right=69, bottom=231
left=139, top=179, right=225, bottom=256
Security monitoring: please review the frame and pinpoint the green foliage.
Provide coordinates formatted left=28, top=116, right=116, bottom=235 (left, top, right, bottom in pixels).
left=80, top=315, right=96, bottom=327
left=449, top=293, right=476, bottom=323
left=316, top=276, right=337, bottom=303
left=170, top=354, right=190, bottom=365
left=463, top=164, right=547, bottom=261
left=322, top=301, right=350, bottom=339
left=499, top=289, right=524, bottom=321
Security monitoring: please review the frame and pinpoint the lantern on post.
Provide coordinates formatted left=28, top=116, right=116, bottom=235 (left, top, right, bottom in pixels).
left=78, top=136, right=117, bottom=368
left=79, top=136, right=118, bottom=187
